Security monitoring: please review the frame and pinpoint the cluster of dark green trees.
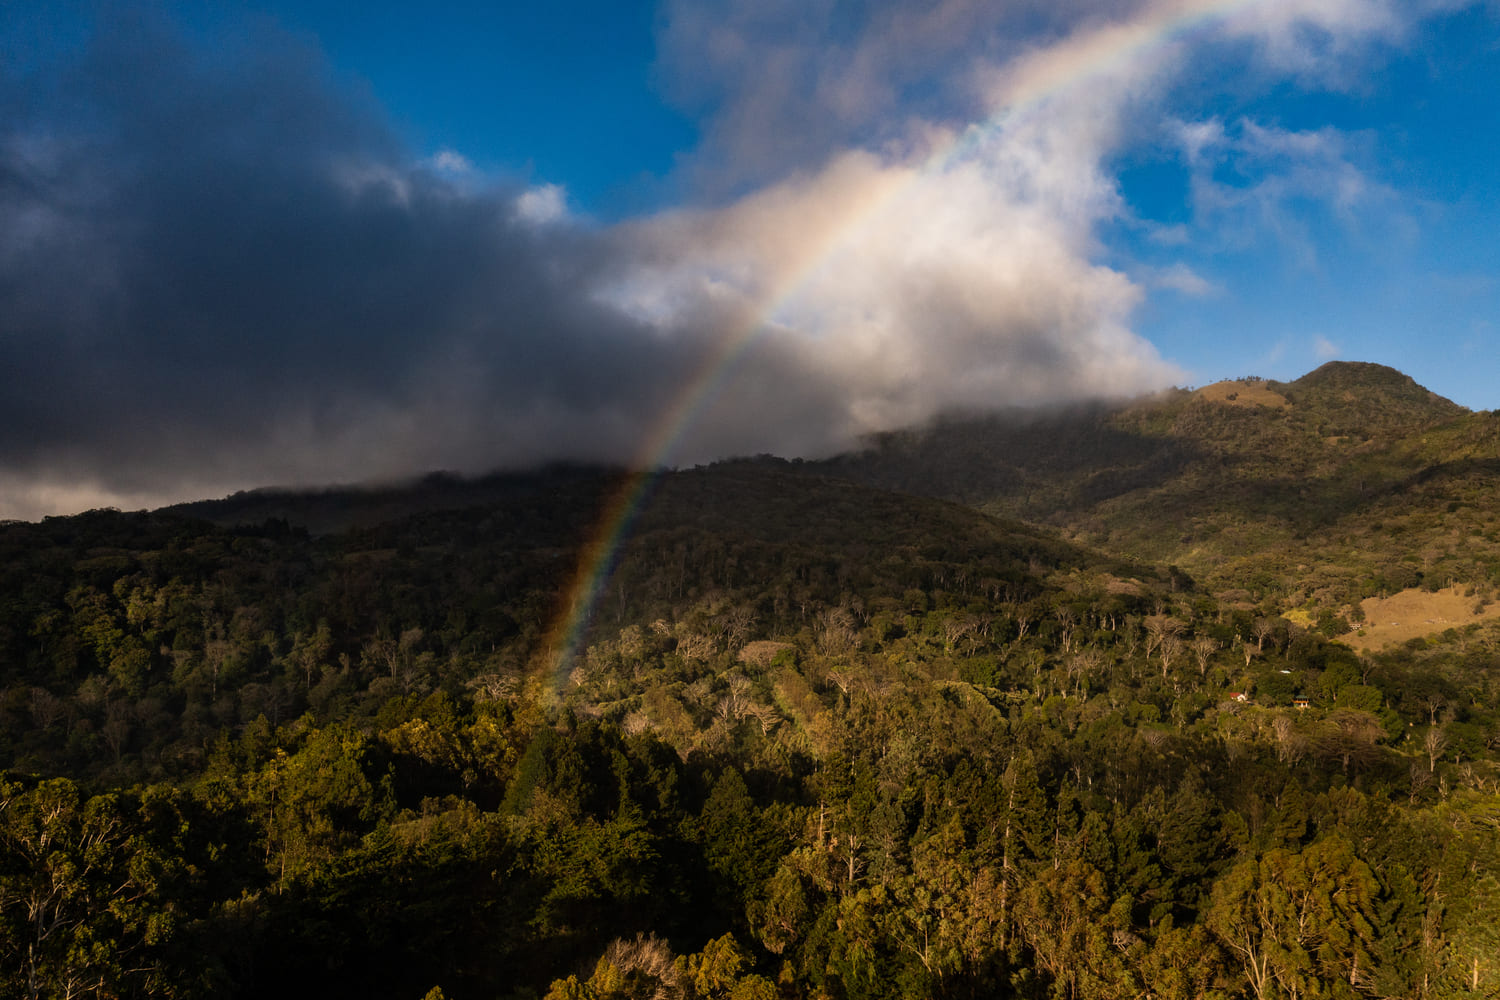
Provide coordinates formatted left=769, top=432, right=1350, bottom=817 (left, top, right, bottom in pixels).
left=2, top=463, right=1499, bottom=999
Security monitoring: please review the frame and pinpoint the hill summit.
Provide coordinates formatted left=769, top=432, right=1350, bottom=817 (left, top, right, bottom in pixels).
left=1280, top=361, right=1466, bottom=437
left=1293, top=359, right=1455, bottom=400
left=1189, top=362, right=1464, bottom=428
left=815, top=361, right=1496, bottom=611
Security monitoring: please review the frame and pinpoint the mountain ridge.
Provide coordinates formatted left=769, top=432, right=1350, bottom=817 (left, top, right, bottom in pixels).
left=811, top=361, right=1498, bottom=613
left=60, top=359, right=1500, bottom=620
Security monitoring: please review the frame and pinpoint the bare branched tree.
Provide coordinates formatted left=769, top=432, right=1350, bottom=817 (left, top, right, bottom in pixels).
left=720, top=605, right=758, bottom=647
left=1425, top=726, right=1448, bottom=773
left=466, top=673, right=515, bottom=702
left=29, top=687, right=64, bottom=729
left=749, top=703, right=783, bottom=736
left=623, top=710, right=651, bottom=737
left=941, top=614, right=979, bottom=651
left=818, top=606, right=859, bottom=655
left=1158, top=634, right=1184, bottom=678
left=1064, top=648, right=1102, bottom=697
left=676, top=632, right=717, bottom=663
left=1144, top=614, right=1184, bottom=658
left=599, top=933, right=683, bottom=1000
left=1273, top=715, right=1307, bottom=766
left=1409, top=761, right=1434, bottom=804
left=1191, top=636, right=1218, bottom=676
left=1252, top=618, right=1277, bottom=653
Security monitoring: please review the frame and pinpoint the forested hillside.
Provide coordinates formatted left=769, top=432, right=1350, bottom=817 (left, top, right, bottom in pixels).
left=819, top=361, right=1500, bottom=617
left=3, top=391, right=1500, bottom=999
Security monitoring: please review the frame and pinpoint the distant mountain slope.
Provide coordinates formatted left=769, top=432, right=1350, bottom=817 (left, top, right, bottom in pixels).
left=163, top=464, right=620, bottom=535
left=816, top=362, right=1500, bottom=613
left=1, top=462, right=1160, bottom=703
left=163, top=460, right=1127, bottom=584
left=134, top=360, right=1500, bottom=618
left=1284, top=360, right=1466, bottom=437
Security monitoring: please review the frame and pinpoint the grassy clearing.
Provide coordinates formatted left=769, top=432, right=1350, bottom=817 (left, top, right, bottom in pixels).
left=1194, top=379, right=1290, bottom=408
left=1343, top=585, right=1500, bottom=650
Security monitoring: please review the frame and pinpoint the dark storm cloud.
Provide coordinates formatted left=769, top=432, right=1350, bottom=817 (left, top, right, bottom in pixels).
left=1, top=3, right=1212, bottom=520
left=0, top=10, right=725, bottom=513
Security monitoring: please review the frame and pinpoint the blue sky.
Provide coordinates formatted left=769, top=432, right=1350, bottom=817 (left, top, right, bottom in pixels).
left=2, top=0, right=1499, bottom=517
left=1111, top=5, right=1500, bottom=398
left=199, top=0, right=698, bottom=213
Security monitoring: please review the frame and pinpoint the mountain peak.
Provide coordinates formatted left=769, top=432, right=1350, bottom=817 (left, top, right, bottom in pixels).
left=1294, top=360, right=1430, bottom=392
left=1282, top=361, right=1465, bottom=434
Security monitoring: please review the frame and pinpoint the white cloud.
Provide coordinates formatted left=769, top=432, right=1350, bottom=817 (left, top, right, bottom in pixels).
left=1313, top=334, right=1340, bottom=359
left=1151, top=262, right=1219, bottom=296
left=1174, top=118, right=1227, bottom=169
left=1214, top=0, right=1410, bottom=85
left=653, top=0, right=1148, bottom=191
left=1168, top=116, right=1397, bottom=264
left=515, top=183, right=569, bottom=225
left=430, top=147, right=472, bottom=174
left=612, top=59, right=1188, bottom=461
left=622, top=0, right=1458, bottom=460
left=1146, top=223, right=1193, bottom=246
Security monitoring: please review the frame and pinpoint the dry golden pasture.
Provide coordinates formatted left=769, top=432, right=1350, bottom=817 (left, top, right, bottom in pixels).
left=1343, top=586, right=1500, bottom=650
left=1194, top=379, right=1290, bottom=408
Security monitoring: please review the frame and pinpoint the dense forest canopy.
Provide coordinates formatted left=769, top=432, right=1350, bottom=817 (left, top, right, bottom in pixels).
left=3, top=364, right=1500, bottom=999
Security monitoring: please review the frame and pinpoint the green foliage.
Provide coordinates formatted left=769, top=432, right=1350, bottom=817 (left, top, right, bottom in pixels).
left=1207, top=835, right=1385, bottom=999
left=0, top=419, right=1497, bottom=998
left=0, top=778, right=187, bottom=998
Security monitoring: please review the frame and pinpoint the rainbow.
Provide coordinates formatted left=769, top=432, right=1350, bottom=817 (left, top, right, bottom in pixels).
left=540, top=0, right=1257, bottom=689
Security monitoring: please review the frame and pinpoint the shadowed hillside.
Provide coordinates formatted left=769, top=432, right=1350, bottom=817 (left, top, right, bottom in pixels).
left=817, top=362, right=1500, bottom=616
left=165, top=465, right=618, bottom=536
